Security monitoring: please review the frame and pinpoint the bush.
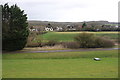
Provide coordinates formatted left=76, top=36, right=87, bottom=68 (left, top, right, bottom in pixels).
left=62, top=42, right=80, bottom=49
left=94, top=37, right=114, bottom=48
left=74, top=32, right=114, bottom=48
left=26, top=43, right=39, bottom=47
left=46, top=39, right=58, bottom=46
left=36, top=37, right=43, bottom=47
left=74, top=33, right=96, bottom=48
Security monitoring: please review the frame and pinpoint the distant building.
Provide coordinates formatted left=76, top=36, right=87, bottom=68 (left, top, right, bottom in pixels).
left=45, top=23, right=54, bottom=31
left=45, top=27, right=54, bottom=31
left=29, top=26, right=38, bottom=32
left=29, top=28, right=38, bottom=32
left=66, top=25, right=76, bottom=31
left=29, top=26, right=44, bottom=32
left=56, top=27, right=63, bottom=31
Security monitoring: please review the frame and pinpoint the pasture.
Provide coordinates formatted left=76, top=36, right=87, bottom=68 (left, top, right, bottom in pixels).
left=36, top=31, right=119, bottom=42
left=3, top=50, right=118, bottom=78
left=3, top=31, right=119, bottom=78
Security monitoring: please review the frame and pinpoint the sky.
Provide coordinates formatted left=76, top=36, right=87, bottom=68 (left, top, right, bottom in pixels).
left=1, top=0, right=119, bottom=22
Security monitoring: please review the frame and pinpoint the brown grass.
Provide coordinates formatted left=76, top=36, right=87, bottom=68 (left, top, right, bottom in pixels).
left=23, top=45, right=65, bottom=51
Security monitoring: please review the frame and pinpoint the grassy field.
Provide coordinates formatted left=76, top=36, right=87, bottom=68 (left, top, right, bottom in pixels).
left=3, top=50, right=118, bottom=78
left=36, top=32, right=119, bottom=42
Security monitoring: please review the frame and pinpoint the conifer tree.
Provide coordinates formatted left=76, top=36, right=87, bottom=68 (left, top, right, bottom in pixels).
left=2, top=3, right=29, bottom=51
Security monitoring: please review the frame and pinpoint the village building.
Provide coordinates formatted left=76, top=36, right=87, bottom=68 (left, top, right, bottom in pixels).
left=29, top=26, right=44, bottom=32
left=45, top=23, right=54, bottom=31
left=56, top=27, right=63, bottom=31
left=45, top=27, right=54, bottom=31
left=29, top=26, right=38, bottom=32
left=66, top=25, right=76, bottom=31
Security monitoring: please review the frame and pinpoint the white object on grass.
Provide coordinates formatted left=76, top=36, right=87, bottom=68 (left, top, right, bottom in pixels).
left=94, top=58, right=101, bottom=61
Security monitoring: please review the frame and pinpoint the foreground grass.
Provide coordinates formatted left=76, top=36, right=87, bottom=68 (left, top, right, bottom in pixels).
left=3, top=58, right=118, bottom=78
left=37, top=32, right=119, bottom=42
left=3, top=50, right=118, bottom=78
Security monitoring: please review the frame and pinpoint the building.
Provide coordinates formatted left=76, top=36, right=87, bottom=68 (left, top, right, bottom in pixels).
left=29, top=26, right=44, bottom=32
left=66, top=25, right=76, bottom=31
left=56, top=27, right=63, bottom=31
left=45, top=23, right=54, bottom=31
left=45, top=27, right=54, bottom=31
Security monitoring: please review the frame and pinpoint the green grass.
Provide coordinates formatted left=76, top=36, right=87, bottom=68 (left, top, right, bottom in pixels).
left=3, top=50, right=118, bottom=78
left=41, top=32, right=77, bottom=42
left=36, top=32, right=119, bottom=42
left=96, top=34, right=118, bottom=40
left=3, top=58, right=118, bottom=78
left=3, top=50, right=118, bottom=59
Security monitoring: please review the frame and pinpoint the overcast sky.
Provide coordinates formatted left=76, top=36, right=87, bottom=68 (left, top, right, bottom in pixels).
left=1, top=0, right=119, bottom=22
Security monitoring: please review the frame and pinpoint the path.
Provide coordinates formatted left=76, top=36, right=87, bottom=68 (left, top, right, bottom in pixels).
left=5, top=48, right=120, bottom=53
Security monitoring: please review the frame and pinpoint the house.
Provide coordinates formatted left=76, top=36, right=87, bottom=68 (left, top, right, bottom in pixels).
left=29, top=26, right=44, bottom=32
left=29, top=26, right=38, bottom=32
left=29, top=28, right=38, bottom=32
left=45, top=27, right=54, bottom=31
left=45, top=23, right=54, bottom=31
left=56, top=27, right=63, bottom=31
left=66, top=25, right=76, bottom=31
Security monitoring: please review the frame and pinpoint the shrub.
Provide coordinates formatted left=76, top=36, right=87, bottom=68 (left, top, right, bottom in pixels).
left=94, top=37, right=114, bottom=48
left=36, top=37, right=43, bottom=47
left=74, top=32, right=115, bottom=48
left=27, top=32, right=37, bottom=45
left=46, top=39, right=58, bottom=46
left=102, top=39, right=114, bottom=48
left=62, top=42, right=80, bottom=49
left=26, top=43, right=39, bottom=47
left=74, top=33, right=96, bottom=48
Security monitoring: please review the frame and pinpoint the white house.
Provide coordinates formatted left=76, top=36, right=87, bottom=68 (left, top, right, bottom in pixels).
left=29, top=28, right=38, bottom=32
left=45, top=27, right=54, bottom=31
left=29, top=26, right=45, bottom=32
left=56, top=27, right=63, bottom=31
